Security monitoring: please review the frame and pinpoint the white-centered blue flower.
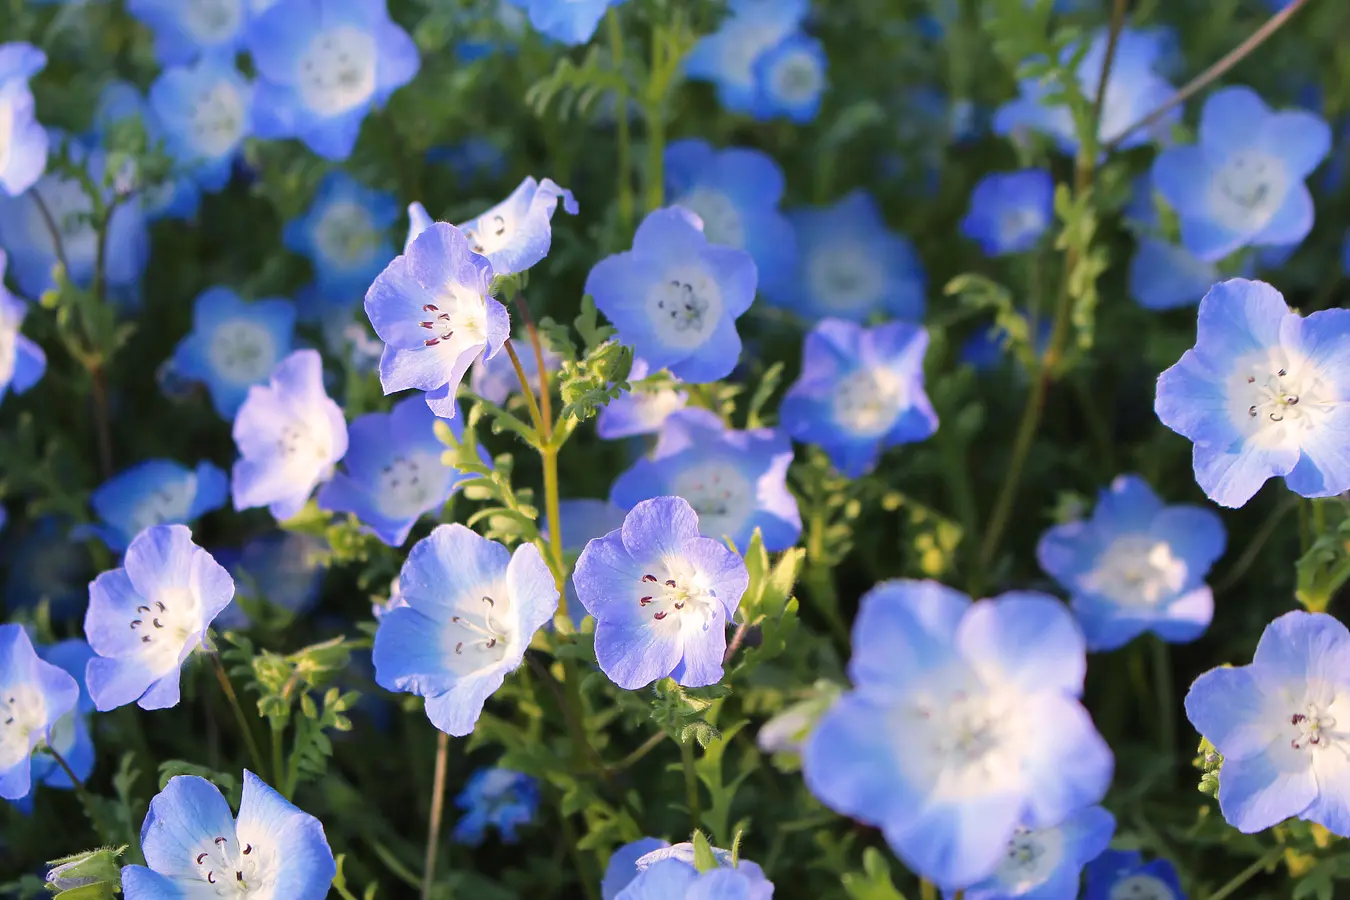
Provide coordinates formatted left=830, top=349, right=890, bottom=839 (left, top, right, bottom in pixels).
left=960, top=169, right=1055, bottom=257
left=91, top=80, right=202, bottom=221
left=285, top=171, right=399, bottom=296
left=501, top=0, right=624, bottom=46
left=685, top=0, right=809, bottom=114
left=595, top=357, right=688, bottom=440
left=89, top=459, right=230, bottom=553
left=457, top=176, right=577, bottom=276
left=172, top=286, right=297, bottom=419
left=148, top=54, right=254, bottom=192
left=751, top=32, right=827, bottom=123
left=127, top=0, right=249, bottom=65
left=0, top=250, right=46, bottom=406
left=0, top=43, right=49, bottom=197
left=0, top=624, right=79, bottom=801
left=956, top=806, right=1115, bottom=899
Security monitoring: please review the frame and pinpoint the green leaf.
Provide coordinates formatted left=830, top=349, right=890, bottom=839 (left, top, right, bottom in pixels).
left=691, top=831, right=718, bottom=874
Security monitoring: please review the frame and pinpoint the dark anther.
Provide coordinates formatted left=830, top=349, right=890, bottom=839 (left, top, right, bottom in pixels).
left=156, top=601, right=166, bottom=612
left=1288, top=396, right=1300, bottom=406
left=455, top=642, right=464, bottom=655
left=153, top=619, right=163, bottom=629
left=1293, top=713, right=1307, bottom=724
left=208, top=873, right=216, bottom=884
left=674, top=601, right=685, bottom=610
left=665, top=579, right=677, bottom=588
left=1293, top=740, right=1302, bottom=750
left=215, top=837, right=227, bottom=846
left=486, top=638, right=497, bottom=649
left=1278, top=369, right=1287, bottom=377
left=1248, top=406, right=1258, bottom=417
left=642, top=574, right=658, bottom=583
left=420, top=321, right=435, bottom=329
left=243, top=844, right=252, bottom=855
left=482, top=596, right=495, bottom=606
left=136, top=605, right=150, bottom=613
left=130, top=620, right=142, bottom=629
left=424, top=337, right=440, bottom=346
left=451, top=616, right=462, bottom=623
left=639, top=597, right=653, bottom=606
left=196, top=853, right=208, bottom=864
left=1270, top=412, right=1285, bottom=422
left=1247, top=375, right=1256, bottom=383
left=141, top=636, right=152, bottom=643
left=423, top=304, right=439, bottom=312
left=653, top=611, right=668, bottom=620
left=237, top=872, right=245, bottom=882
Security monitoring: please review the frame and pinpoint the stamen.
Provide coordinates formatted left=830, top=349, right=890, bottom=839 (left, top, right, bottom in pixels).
left=653, top=611, right=668, bottom=620
left=196, top=853, right=208, bottom=864
left=642, top=574, right=658, bottom=583
left=208, top=873, right=216, bottom=884
left=639, top=597, right=653, bottom=606
left=243, top=844, right=252, bottom=855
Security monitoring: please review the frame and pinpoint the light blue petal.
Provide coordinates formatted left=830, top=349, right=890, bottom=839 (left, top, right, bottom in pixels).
left=1217, top=739, right=1316, bottom=833
left=594, top=617, right=685, bottom=690
left=616, top=859, right=699, bottom=900
left=957, top=593, right=1086, bottom=696
left=1017, top=694, right=1113, bottom=828
left=802, top=693, right=922, bottom=830
left=848, top=579, right=969, bottom=692
left=140, top=775, right=237, bottom=879
left=424, top=672, right=506, bottom=736
left=1184, top=665, right=1279, bottom=760
left=619, top=496, right=702, bottom=560
left=398, top=524, right=511, bottom=620
left=1249, top=184, right=1314, bottom=249
left=603, top=838, right=671, bottom=900
left=885, top=791, right=1023, bottom=890
left=1198, top=87, right=1271, bottom=150
left=1261, top=109, right=1333, bottom=178
left=235, top=769, right=337, bottom=898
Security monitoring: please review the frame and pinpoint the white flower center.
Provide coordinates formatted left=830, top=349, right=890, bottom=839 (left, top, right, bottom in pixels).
left=769, top=50, right=822, bottom=104
left=209, top=319, right=278, bottom=384
left=445, top=590, right=513, bottom=674
left=0, top=685, right=48, bottom=771
left=1110, top=874, right=1178, bottom=900
left=463, top=212, right=515, bottom=257
left=130, top=587, right=203, bottom=674
left=902, top=685, right=1026, bottom=802
left=275, top=419, right=334, bottom=465
left=0, top=314, right=18, bottom=387
left=993, top=826, right=1064, bottom=892
left=1208, top=150, right=1289, bottom=232
left=128, top=477, right=197, bottom=535
left=645, top=267, right=723, bottom=350
left=635, top=560, right=718, bottom=627
left=415, top=288, right=488, bottom=350
left=832, top=367, right=907, bottom=437
left=670, top=460, right=752, bottom=540
left=807, top=243, right=885, bottom=313
left=188, top=80, right=246, bottom=157
left=182, top=0, right=242, bottom=42
left=297, top=26, right=377, bottom=117
left=374, top=452, right=445, bottom=520
left=1081, top=534, right=1187, bottom=607
left=676, top=188, right=745, bottom=248
left=191, top=833, right=268, bottom=896
left=313, top=200, right=378, bottom=267
left=1228, top=350, right=1337, bottom=449
left=998, top=206, right=1044, bottom=248
left=1288, top=702, right=1341, bottom=752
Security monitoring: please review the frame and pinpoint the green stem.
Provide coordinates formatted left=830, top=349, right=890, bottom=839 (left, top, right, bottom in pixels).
left=503, top=340, right=545, bottom=438
left=681, top=737, right=703, bottom=829
left=1151, top=636, right=1176, bottom=765
left=369, top=839, right=424, bottom=891
left=421, top=731, right=450, bottom=900
left=210, top=654, right=265, bottom=776
left=1214, top=496, right=1298, bottom=595
left=920, top=879, right=938, bottom=900
left=1205, top=846, right=1283, bottom=900
left=561, top=811, right=602, bottom=900
left=271, top=724, right=286, bottom=797
left=607, top=8, right=634, bottom=232
left=607, top=731, right=668, bottom=774
left=41, top=743, right=96, bottom=812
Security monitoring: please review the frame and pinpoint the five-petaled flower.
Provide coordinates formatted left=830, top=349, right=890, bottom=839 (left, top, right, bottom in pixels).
left=457, top=176, right=578, bottom=276
left=0, top=624, right=79, bottom=801
left=89, top=459, right=230, bottom=552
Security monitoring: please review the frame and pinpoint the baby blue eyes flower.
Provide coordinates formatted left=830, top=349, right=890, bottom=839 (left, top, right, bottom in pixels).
left=502, top=0, right=624, bottom=45
left=317, top=396, right=474, bottom=546
left=684, top=0, right=808, bottom=114
left=1185, top=610, right=1350, bottom=836
left=611, top=408, right=801, bottom=553
left=765, top=190, right=926, bottom=323
left=247, top=0, right=420, bottom=161
left=172, top=286, right=298, bottom=419
left=1084, top=849, right=1185, bottom=900
left=617, top=842, right=774, bottom=900
left=572, top=496, right=750, bottom=690
left=1128, top=238, right=1221, bottom=311
left=956, top=805, right=1115, bottom=900
left=214, top=530, right=326, bottom=629
left=0, top=624, right=79, bottom=801
left=26, top=640, right=96, bottom=796
left=0, top=43, right=48, bottom=196
left=127, top=0, right=248, bottom=66
left=1154, top=279, right=1350, bottom=508
left=603, top=837, right=671, bottom=900
left=802, top=580, right=1113, bottom=889
left=751, top=33, right=827, bottom=124
left=231, top=349, right=349, bottom=521
left=92, top=81, right=203, bottom=222
left=596, top=357, right=688, bottom=440
left=451, top=767, right=540, bottom=845
left=0, top=251, right=46, bottom=405
left=458, top=176, right=578, bottom=276
left=90, top=459, right=230, bottom=552
left=1036, top=474, right=1225, bottom=652
left=781, top=318, right=938, bottom=478
left=286, top=172, right=399, bottom=297
left=960, top=169, right=1055, bottom=257
left=372, top=524, right=557, bottom=736
left=120, top=770, right=336, bottom=899
left=470, top=331, right=561, bottom=405
left=365, top=222, right=509, bottom=418
left=148, top=55, right=254, bottom=192
left=83, top=524, right=235, bottom=712
left=586, top=207, right=757, bottom=384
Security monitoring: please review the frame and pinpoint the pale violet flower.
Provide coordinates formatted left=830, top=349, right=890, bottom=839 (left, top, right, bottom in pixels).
left=458, top=176, right=577, bottom=276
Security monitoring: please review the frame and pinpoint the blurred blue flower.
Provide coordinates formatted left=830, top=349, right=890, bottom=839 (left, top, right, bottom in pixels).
left=470, top=330, right=561, bottom=404
left=451, top=767, right=540, bottom=845
left=960, top=169, right=1054, bottom=257
left=148, top=55, right=254, bottom=192
left=1128, top=238, right=1220, bottom=311
left=214, top=530, right=326, bottom=629
left=0, top=251, right=46, bottom=405
left=751, top=32, right=826, bottom=123
left=542, top=498, right=626, bottom=626
left=953, top=805, right=1115, bottom=900
left=0, top=624, right=78, bottom=801
left=373, top=524, right=556, bottom=735
left=603, top=837, right=671, bottom=900
left=1185, top=610, right=1350, bottom=835
left=231, top=349, right=349, bottom=520
left=172, top=286, right=297, bottom=419
left=0, top=43, right=48, bottom=196
left=596, top=357, right=688, bottom=440
left=90, top=459, right=230, bottom=552
left=586, top=207, right=757, bottom=383
left=365, top=222, right=508, bottom=418
left=1083, top=849, right=1185, bottom=900
left=127, top=0, right=249, bottom=65
left=91, top=80, right=203, bottom=221
left=960, top=315, right=1051, bottom=375
left=1153, top=87, right=1330, bottom=262
left=803, top=580, right=1113, bottom=889
left=3, top=517, right=91, bottom=621
left=1155, top=279, right=1350, bottom=507
left=317, top=396, right=475, bottom=546
left=1037, top=474, right=1225, bottom=652
left=84, top=524, right=234, bottom=712
left=573, top=496, right=749, bottom=690
left=285, top=171, right=399, bottom=297
left=121, top=771, right=336, bottom=898
left=503, top=0, right=623, bottom=45
left=618, top=842, right=774, bottom=899
left=457, top=176, right=577, bottom=276
left=781, top=319, right=937, bottom=478
left=25, top=640, right=96, bottom=799
left=765, top=191, right=925, bottom=323
left=247, top=0, right=420, bottom=160
left=428, top=137, right=507, bottom=183
left=685, top=0, right=809, bottom=114
left=611, top=407, right=800, bottom=552
left=664, top=139, right=796, bottom=296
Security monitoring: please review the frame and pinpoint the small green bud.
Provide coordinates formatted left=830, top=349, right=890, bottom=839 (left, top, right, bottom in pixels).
left=45, top=845, right=125, bottom=897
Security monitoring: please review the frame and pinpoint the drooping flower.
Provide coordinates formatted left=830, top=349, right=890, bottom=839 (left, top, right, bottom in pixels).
left=802, top=580, right=1113, bottom=888
left=1152, top=86, right=1331, bottom=262
left=127, top=0, right=249, bottom=65
left=231, top=349, right=349, bottom=521
left=1036, top=474, right=1225, bottom=652
left=84, top=524, right=235, bottom=712
left=25, top=640, right=96, bottom=799
left=364, top=222, right=509, bottom=418
left=0, top=250, right=46, bottom=405
left=955, top=806, right=1115, bottom=899
left=457, top=176, right=578, bottom=276
left=781, top=318, right=938, bottom=478
left=960, top=169, right=1055, bottom=257
left=684, top=0, right=809, bottom=114
left=572, top=496, right=750, bottom=690
left=0, top=43, right=49, bottom=196
left=611, top=408, right=800, bottom=552
left=603, top=838, right=671, bottom=900
left=89, top=459, right=230, bottom=552
left=451, top=767, right=540, bottom=845
left=1185, top=610, right=1350, bottom=835
left=317, top=396, right=476, bottom=546
left=285, top=171, right=399, bottom=297
left=469, top=330, right=562, bottom=405
left=764, top=191, right=926, bottom=323
left=585, top=207, right=757, bottom=384
left=147, top=55, right=253, bottom=192
left=214, top=530, right=327, bottom=629
left=751, top=32, right=827, bottom=124
left=120, top=771, right=336, bottom=899
left=171, top=286, right=297, bottom=419
left=372, top=524, right=557, bottom=735
left=1154, top=279, right=1350, bottom=507
left=0, top=624, right=79, bottom=801
left=617, top=842, right=775, bottom=900
left=247, top=0, right=420, bottom=160
left=1083, top=849, right=1185, bottom=900
left=596, top=357, right=688, bottom=440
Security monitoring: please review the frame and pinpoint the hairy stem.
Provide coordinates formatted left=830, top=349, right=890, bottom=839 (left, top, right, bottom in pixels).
left=421, top=731, right=450, bottom=900
left=41, top=743, right=95, bottom=811
left=681, top=736, right=703, bottom=828
left=210, top=654, right=265, bottom=776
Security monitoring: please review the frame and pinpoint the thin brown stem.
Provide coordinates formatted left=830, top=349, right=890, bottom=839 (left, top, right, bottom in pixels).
left=512, top=295, right=554, bottom=440
left=42, top=743, right=94, bottom=809
left=503, top=340, right=546, bottom=437
left=421, top=731, right=450, bottom=900
left=30, top=189, right=69, bottom=274
left=723, top=620, right=749, bottom=663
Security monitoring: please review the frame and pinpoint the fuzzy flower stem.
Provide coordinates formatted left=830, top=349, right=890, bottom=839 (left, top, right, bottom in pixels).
left=680, top=736, right=703, bottom=829
left=1206, top=846, right=1284, bottom=900
left=210, top=653, right=265, bottom=776
left=421, top=731, right=450, bottom=900
left=919, top=879, right=938, bottom=900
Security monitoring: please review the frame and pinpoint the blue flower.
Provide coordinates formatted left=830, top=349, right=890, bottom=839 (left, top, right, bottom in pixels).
left=1037, top=474, right=1225, bottom=652
left=0, top=624, right=78, bottom=800
left=802, top=580, right=1113, bottom=889
left=596, top=357, right=688, bottom=440
left=231, top=349, right=349, bottom=521
left=586, top=207, right=757, bottom=384
left=1152, top=87, right=1330, bottom=262
left=961, top=315, right=1052, bottom=376
left=148, top=55, right=254, bottom=192
left=127, top=0, right=249, bottom=65
left=664, top=139, right=796, bottom=296
left=765, top=191, right=925, bottom=323
left=428, top=137, right=508, bottom=183
left=1155, top=279, right=1350, bottom=508
left=611, top=408, right=800, bottom=552
left=373, top=524, right=557, bottom=735
left=247, top=0, right=420, bottom=160
left=503, top=0, right=623, bottom=45
left=3, top=517, right=91, bottom=621
left=685, top=0, right=809, bottom=114
left=90, top=459, right=230, bottom=552
left=121, top=771, right=336, bottom=899
left=84, top=524, right=235, bottom=712
left=617, top=842, right=774, bottom=900
left=26, top=640, right=96, bottom=796
left=751, top=32, right=826, bottom=123
left=457, top=177, right=577, bottom=276
left=91, top=81, right=202, bottom=221
left=602, top=837, right=670, bottom=900
left=960, top=169, right=1055, bottom=257
left=781, top=318, right=938, bottom=478
left=0, top=43, right=48, bottom=196
left=0, top=251, right=46, bottom=404
left=1128, top=239, right=1221, bottom=311
left=215, top=531, right=327, bottom=629
left=572, top=496, right=749, bottom=690
left=542, top=498, right=626, bottom=626
left=317, top=396, right=475, bottom=546
left=364, top=222, right=509, bottom=418
left=404, top=201, right=433, bottom=252
left=470, top=330, right=561, bottom=404
left=1084, top=849, right=1185, bottom=900
left=1185, top=610, right=1350, bottom=835
left=954, top=805, right=1115, bottom=900
left=451, top=767, right=540, bottom=845
left=172, top=286, right=297, bottom=419
left=286, top=171, right=399, bottom=297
